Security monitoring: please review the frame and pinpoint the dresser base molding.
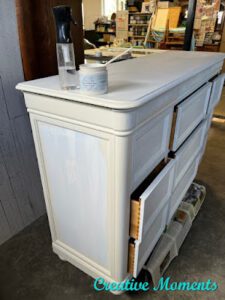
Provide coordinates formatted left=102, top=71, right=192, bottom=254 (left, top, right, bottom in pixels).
left=52, top=240, right=131, bottom=294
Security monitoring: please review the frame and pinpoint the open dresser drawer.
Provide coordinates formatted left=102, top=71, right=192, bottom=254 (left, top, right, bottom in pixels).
left=170, top=83, right=211, bottom=151
left=128, top=159, right=175, bottom=277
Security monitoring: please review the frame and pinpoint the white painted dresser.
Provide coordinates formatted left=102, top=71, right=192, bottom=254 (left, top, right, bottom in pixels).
left=17, top=51, right=225, bottom=286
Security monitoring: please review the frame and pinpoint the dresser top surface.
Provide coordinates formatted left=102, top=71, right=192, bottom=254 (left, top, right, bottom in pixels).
left=17, top=51, right=225, bottom=109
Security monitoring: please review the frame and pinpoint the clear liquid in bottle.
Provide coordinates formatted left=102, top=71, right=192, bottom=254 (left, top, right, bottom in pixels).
left=56, top=43, right=76, bottom=90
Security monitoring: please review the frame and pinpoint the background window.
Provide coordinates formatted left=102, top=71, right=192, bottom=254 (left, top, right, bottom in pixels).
left=102, top=0, right=126, bottom=18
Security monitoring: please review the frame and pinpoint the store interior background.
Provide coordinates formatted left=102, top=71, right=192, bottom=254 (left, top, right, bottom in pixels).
left=83, top=0, right=225, bottom=50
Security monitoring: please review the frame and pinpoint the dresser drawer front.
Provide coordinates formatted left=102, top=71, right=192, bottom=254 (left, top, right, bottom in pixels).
left=208, top=73, right=224, bottom=113
left=206, top=111, right=213, bottom=131
left=129, top=159, right=175, bottom=277
left=132, top=108, right=173, bottom=190
left=199, top=113, right=212, bottom=160
left=167, top=155, right=200, bottom=224
left=138, top=160, right=175, bottom=241
left=173, top=120, right=207, bottom=189
left=171, top=83, right=211, bottom=151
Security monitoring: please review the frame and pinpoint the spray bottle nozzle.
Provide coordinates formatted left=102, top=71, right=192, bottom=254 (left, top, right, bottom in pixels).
left=52, top=5, right=77, bottom=44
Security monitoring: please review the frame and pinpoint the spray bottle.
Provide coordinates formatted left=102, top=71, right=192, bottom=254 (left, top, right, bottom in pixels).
left=53, top=5, right=77, bottom=89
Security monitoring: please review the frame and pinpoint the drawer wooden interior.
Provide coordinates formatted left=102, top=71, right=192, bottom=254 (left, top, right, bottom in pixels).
left=129, top=203, right=169, bottom=277
left=170, top=83, right=211, bottom=151
left=169, top=109, right=178, bottom=150
left=128, top=243, right=135, bottom=275
left=128, top=158, right=175, bottom=277
left=130, top=159, right=171, bottom=240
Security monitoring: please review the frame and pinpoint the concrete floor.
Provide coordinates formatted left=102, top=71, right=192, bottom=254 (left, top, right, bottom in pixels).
left=0, top=121, right=225, bottom=300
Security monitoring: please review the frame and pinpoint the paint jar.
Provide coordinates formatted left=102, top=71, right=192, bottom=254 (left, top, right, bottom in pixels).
left=79, top=64, right=108, bottom=95
left=95, top=50, right=102, bottom=57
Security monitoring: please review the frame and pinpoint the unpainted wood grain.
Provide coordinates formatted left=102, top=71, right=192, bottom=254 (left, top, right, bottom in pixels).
left=129, top=200, right=140, bottom=240
left=128, top=243, right=135, bottom=275
left=169, top=110, right=178, bottom=150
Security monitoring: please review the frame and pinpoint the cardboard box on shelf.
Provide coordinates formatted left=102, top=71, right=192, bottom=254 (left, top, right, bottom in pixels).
left=195, top=31, right=206, bottom=46
left=205, top=5, right=214, bottom=17
left=153, top=7, right=181, bottom=30
left=214, top=0, right=221, bottom=11
left=103, top=34, right=115, bottom=43
left=194, top=18, right=202, bottom=30
left=195, top=5, right=204, bottom=18
left=103, top=34, right=110, bottom=42
left=158, top=1, right=174, bottom=8
left=208, top=19, right=217, bottom=33
left=169, top=7, right=182, bottom=29
left=201, top=18, right=213, bottom=32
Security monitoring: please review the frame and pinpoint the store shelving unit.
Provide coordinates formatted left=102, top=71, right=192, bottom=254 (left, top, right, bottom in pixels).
left=94, top=22, right=116, bottom=47
left=128, top=12, right=151, bottom=46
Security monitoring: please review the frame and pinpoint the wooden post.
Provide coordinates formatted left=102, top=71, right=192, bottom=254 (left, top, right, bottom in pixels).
left=183, top=0, right=197, bottom=51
